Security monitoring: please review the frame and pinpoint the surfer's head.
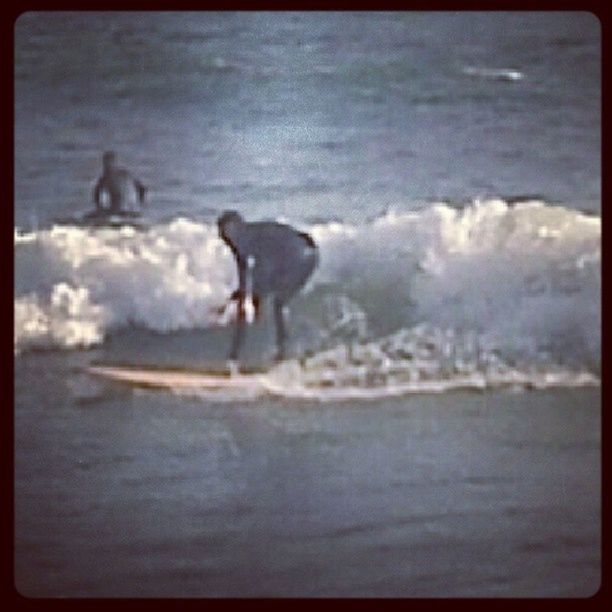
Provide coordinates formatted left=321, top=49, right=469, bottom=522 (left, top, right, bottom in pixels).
left=102, top=151, right=117, bottom=171
left=218, top=210, right=244, bottom=245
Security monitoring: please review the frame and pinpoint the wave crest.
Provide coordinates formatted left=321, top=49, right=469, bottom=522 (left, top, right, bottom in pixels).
left=15, top=200, right=601, bottom=379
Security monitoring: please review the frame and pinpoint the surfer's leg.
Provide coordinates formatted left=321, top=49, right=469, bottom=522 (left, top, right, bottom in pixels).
left=273, top=297, right=287, bottom=361
left=253, top=294, right=261, bottom=320
left=229, top=300, right=247, bottom=361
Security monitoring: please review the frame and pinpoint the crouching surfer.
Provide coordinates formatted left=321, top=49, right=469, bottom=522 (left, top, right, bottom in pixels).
left=217, top=211, right=318, bottom=367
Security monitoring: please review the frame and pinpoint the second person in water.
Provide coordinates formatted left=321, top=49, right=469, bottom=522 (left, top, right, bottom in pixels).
left=93, top=151, right=147, bottom=214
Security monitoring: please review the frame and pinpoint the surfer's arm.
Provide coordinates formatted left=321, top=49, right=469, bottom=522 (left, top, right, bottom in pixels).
left=229, top=255, right=258, bottom=320
left=215, top=258, right=247, bottom=317
left=237, top=254, right=256, bottom=295
left=213, top=256, right=246, bottom=317
left=223, top=260, right=247, bottom=309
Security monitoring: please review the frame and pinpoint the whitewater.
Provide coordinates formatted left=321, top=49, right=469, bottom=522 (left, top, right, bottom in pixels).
left=14, top=199, right=600, bottom=394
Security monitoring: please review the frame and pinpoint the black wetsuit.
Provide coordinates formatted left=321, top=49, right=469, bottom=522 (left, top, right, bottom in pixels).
left=93, top=168, right=146, bottom=214
left=222, top=220, right=318, bottom=361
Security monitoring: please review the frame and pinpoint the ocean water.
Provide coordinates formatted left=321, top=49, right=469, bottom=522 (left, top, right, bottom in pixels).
left=14, top=11, right=600, bottom=597
left=15, top=361, right=601, bottom=597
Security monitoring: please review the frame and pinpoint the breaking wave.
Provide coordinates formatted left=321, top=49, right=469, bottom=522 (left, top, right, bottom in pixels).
left=15, top=199, right=601, bottom=388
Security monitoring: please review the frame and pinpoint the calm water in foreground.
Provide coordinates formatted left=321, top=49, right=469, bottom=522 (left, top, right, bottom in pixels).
left=15, top=352, right=600, bottom=597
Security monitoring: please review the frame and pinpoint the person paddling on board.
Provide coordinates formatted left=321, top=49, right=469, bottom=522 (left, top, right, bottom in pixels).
left=217, top=210, right=319, bottom=365
left=93, top=151, right=147, bottom=215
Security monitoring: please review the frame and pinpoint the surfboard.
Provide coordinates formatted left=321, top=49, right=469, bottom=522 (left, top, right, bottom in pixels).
left=88, top=363, right=271, bottom=392
left=86, top=362, right=598, bottom=400
left=86, top=362, right=486, bottom=400
left=55, top=210, right=147, bottom=229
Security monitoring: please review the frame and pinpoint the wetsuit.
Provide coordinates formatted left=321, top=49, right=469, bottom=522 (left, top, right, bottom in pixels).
left=218, top=211, right=318, bottom=361
left=93, top=152, right=146, bottom=214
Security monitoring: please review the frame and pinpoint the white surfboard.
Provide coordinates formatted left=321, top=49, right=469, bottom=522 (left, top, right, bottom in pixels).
left=87, top=363, right=599, bottom=401
left=88, top=364, right=271, bottom=392
left=87, top=363, right=421, bottom=400
left=55, top=210, right=148, bottom=229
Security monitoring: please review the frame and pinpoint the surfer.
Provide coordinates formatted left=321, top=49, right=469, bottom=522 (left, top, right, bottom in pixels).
left=217, top=210, right=319, bottom=363
left=93, top=151, right=147, bottom=214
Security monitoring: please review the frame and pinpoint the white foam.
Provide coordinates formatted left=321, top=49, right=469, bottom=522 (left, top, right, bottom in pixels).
left=262, top=328, right=600, bottom=400
left=310, top=200, right=600, bottom=365
left=15, top=284, right=107, bottom=352
left=14, top=200, right=601, bottom=383
left=153, top=354, right=599, bottom=402
left=15, top=218, right=237, bottom=351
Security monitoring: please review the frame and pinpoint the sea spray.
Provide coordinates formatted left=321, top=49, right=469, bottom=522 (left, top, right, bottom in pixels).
left=15, top=200, right=600, bottom=384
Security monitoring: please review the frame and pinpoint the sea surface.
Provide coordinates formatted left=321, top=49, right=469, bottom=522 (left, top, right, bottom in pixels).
left=14, top=11, right=600, bottom=597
